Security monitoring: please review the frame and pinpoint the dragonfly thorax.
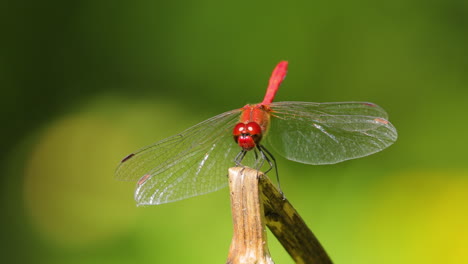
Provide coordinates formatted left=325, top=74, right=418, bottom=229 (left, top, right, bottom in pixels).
left=233, top=122, right=263, bottom=151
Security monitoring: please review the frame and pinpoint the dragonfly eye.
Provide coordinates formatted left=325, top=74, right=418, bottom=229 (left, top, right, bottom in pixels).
left=232, top=122, right=262, bottom=137
left=233, top=123, right=246, bottom=139
left=246, top=122, right=262, bottom=136
left=246, top=122, right=263, bottom=145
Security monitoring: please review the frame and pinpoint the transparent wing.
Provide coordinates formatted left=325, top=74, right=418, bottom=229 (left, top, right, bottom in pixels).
left=115, top=108, right=255, bottom=205
left=266, top=101, right=397, bottom=164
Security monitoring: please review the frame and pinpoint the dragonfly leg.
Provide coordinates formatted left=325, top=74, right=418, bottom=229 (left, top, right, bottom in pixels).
left=252, top=148, right=264, bottom=170
left=258, top=145, right=284, bottom=198
left=234, top=150, right=248, bottom=167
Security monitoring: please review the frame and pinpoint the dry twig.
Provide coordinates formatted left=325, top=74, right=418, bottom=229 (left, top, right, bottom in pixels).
left=226, top=167, right=332, bottom=264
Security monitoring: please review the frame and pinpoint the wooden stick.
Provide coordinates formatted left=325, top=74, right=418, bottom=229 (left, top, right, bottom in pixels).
left=226, top=167, right=274, bottom=264
left=227, top=167, right=333, bottom=264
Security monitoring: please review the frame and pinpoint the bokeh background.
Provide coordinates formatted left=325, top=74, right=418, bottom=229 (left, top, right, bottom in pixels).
left=2, top=0, right=468, bottom=263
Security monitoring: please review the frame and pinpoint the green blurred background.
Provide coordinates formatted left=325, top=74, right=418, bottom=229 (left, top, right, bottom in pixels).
left=2, top=0, right=468, bottom=263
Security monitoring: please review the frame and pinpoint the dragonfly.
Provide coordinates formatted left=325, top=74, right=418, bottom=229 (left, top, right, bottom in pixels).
left=116, top=61, right=397, bottom=206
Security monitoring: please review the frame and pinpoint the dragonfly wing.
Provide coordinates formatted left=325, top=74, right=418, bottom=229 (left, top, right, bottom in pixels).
left=115, top=108, right=244, bottom=205
left=267, top=101, right=397, bottom=165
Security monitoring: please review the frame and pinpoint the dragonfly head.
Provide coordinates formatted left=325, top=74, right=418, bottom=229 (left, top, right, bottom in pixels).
left=233, top=122, right=263, bottom=151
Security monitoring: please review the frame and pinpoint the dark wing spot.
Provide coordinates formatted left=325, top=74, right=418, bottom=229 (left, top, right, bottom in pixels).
left=362, top=102, right=377, bottom=107
left=121, top=153, right=135, bottom=163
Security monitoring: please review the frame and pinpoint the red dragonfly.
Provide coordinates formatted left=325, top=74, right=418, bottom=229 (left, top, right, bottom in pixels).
left=116, top=61, right=397, bottom=205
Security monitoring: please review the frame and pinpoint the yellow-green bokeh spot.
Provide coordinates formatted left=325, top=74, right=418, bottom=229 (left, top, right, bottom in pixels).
left=24, top=114, right=138, bottom=248
left=357, top=170, right=468, bottom=264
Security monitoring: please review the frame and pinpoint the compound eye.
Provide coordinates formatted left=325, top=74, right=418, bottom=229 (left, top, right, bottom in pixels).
left=246, top=122, right=262, bottom=136
left=233, top=123, right=247, bottom=137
